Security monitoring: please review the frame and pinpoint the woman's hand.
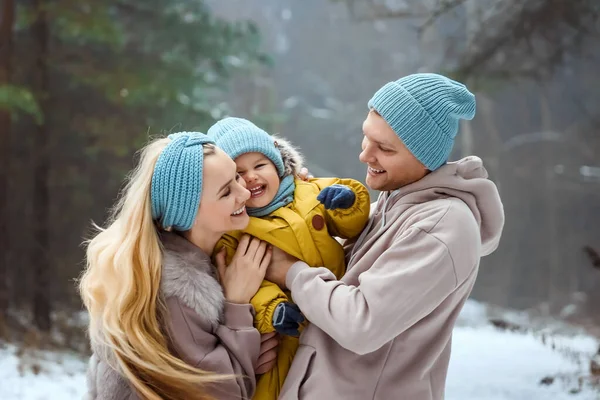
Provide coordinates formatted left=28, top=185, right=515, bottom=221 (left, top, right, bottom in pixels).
left=255, top=332, right=279, bottom=375
left=215, top=235, right=272, bottom=304
left=266, top=246, right=299, bottom=289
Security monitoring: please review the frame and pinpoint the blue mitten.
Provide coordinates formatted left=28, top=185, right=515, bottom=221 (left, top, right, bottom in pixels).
left=317, top=184, right=356, bottom=210
left=273, top=302, right=305, bottom=337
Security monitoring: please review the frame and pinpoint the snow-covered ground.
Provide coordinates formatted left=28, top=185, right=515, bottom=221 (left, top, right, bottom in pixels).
left=0, top=344, right=86, bottom=399
left=1, top=300, right=598, bottom=399
left=448, top=301, right=599, bottom=400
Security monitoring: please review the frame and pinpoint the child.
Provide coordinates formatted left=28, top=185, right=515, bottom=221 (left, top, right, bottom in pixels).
left=208, top=117, right=370, bottom=400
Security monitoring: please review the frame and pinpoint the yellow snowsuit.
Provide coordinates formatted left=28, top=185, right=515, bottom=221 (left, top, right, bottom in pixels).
left=215, top=177, right=370, bottom=400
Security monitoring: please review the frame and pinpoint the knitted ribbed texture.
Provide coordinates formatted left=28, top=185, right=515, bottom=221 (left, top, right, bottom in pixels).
left=150, top=132, right=214, bottom=231
left=368, top=73, right=476, bottom=170
left=207, top=117, right=285, bottom=177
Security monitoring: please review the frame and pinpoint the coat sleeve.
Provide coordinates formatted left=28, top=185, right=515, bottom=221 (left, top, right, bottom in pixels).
left=85, top=353, right=99, bottom=400
left=311, top=177, right=370, bottom=239
left=166, top=298, right=261, bottom=400
left=251, top=280, right=289, bottom=333
left=286, top=204, right=479, bottom=356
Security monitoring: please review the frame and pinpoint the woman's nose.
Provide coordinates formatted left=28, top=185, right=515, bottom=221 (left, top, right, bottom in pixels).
left=238, top=184, right=251, bottom=201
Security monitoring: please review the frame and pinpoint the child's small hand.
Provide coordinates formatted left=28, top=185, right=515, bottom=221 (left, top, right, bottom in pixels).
left=272, top=302, right=305, bottom=337
left=317, top=184, right=355, bottom=210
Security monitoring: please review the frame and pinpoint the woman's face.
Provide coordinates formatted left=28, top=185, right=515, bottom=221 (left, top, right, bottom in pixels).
left=194, top=147, right=251, bottom=235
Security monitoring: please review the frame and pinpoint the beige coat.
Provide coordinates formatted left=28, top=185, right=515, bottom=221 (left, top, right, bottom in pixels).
left=85, top=232, right=261, bottom=400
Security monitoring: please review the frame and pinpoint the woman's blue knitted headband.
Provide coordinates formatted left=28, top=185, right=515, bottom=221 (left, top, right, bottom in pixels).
left=150, top=132, right=214, bottom=231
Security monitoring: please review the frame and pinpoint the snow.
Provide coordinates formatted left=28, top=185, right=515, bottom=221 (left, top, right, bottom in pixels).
left=0, top=344, right=87, bottom=399
left=448, top=301, right=599, bottom=399
left=448, top=327, right=598, bottom=400
left=1, top=300, right=598, bottom=399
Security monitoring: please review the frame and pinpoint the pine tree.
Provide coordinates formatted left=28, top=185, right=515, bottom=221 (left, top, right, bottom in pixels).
left=7, top=0, right=267, bottom=331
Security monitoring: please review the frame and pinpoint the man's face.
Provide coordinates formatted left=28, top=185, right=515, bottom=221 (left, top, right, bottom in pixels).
left=359, top=110, right=429, bottom=191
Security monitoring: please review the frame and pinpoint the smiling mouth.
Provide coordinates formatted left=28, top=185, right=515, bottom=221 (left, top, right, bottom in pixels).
left=231, top=206, right=246, bottom=216
left=368, top=166, right=386, bottom=174
left=248, top=185, right=266, bottom=198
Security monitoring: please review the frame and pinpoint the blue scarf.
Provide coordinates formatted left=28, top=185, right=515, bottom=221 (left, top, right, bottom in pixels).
left=247, top=175, right=295, bottom=217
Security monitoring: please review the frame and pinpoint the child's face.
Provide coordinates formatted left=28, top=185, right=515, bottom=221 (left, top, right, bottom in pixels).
left=235, top=152, right=281, bottom=209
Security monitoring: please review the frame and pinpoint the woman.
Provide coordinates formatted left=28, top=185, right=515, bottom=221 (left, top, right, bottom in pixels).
left=79, top=131, right=276, bottom=400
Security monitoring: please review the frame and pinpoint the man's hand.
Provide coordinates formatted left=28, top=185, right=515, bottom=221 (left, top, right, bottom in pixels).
left=266, top=246, right=299, bottom=289
left=296, top=167, right=313, bottom=182
left=255, top=332, right=279, bottom=375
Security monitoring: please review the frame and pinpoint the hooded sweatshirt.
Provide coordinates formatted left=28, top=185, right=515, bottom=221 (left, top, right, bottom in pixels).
left=278, top=156, right=504, bottom=400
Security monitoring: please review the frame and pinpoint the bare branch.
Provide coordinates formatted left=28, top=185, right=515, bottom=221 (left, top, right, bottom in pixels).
left=420, top=0, right=469, bottom=31
left=344, top=0, right=600, bottom=82
left=343, top=0, right=428, bottom=21
left=583, top=246, right=600, bottom=269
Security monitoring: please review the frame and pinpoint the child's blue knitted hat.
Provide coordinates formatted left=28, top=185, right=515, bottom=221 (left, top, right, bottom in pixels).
left=368, top=73, right=476, bottom=170
left=150, top=132, right=214, bottom=231
left=207, top=117, right=285, bottom=177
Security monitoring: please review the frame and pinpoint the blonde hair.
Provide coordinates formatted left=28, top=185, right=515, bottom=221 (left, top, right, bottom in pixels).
left=79, top=138, right=226, bottom=399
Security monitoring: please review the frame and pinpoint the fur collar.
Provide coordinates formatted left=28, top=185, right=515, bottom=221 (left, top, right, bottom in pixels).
left=160, top=232, right=224, bottom=328
left=86, top=233, right=224, bottom=398
left=274, top=136, right=304, bottom=177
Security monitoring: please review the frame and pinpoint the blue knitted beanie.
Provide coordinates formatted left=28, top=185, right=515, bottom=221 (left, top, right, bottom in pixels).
left=150, top=132, right=214, bottom=231
left=368, top=73, right=476, bottom=170
left=207, top=117, right=285, bottom=177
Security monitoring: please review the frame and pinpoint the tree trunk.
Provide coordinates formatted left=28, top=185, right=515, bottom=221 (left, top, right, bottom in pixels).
left=0, top=0, right=16, bottom=331
left=460, top=0, right=479, bottom=158
left=32, top=0, right=51, bottom=332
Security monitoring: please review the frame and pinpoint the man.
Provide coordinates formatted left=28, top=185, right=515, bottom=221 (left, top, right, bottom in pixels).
left=266, top=73, right=505, bottom=400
